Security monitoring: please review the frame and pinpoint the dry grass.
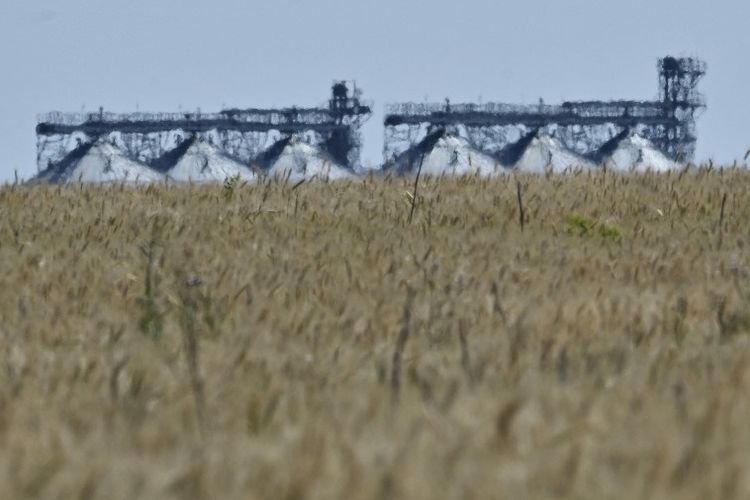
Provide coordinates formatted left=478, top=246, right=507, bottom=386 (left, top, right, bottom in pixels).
left=1, top=170, right=750, bottom=499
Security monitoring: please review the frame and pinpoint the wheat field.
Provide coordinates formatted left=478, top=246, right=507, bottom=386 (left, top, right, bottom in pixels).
left=1, top=170, right=749, bottom=499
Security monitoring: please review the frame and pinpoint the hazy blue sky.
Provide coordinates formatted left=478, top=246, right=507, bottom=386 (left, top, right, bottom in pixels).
left=1, top=0, right=748, bottom=180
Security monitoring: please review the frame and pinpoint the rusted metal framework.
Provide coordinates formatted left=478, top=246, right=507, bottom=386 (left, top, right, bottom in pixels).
left=36, top=81, right=372, bottom=170
left=384, top=56, right=706, bottom=163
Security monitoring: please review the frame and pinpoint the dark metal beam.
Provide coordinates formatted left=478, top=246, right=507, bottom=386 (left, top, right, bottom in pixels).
left=36, top=118, right=349, bottom=136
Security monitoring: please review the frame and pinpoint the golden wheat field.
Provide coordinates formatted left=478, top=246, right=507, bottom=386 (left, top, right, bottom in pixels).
left=1, top=170, right=750, bottom=500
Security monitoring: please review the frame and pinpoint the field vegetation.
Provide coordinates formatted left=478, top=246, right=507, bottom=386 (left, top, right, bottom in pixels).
left=1, top=170, right=750, bottom=499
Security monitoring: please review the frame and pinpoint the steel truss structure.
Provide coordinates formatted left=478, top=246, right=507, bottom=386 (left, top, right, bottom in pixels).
left=384, top=57, right=706, bottom=163
left=36, top=82, right=372, bottom=171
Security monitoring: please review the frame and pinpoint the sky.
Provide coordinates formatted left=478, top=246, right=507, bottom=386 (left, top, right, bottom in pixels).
left=0, top=0, right=749, bottom=181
